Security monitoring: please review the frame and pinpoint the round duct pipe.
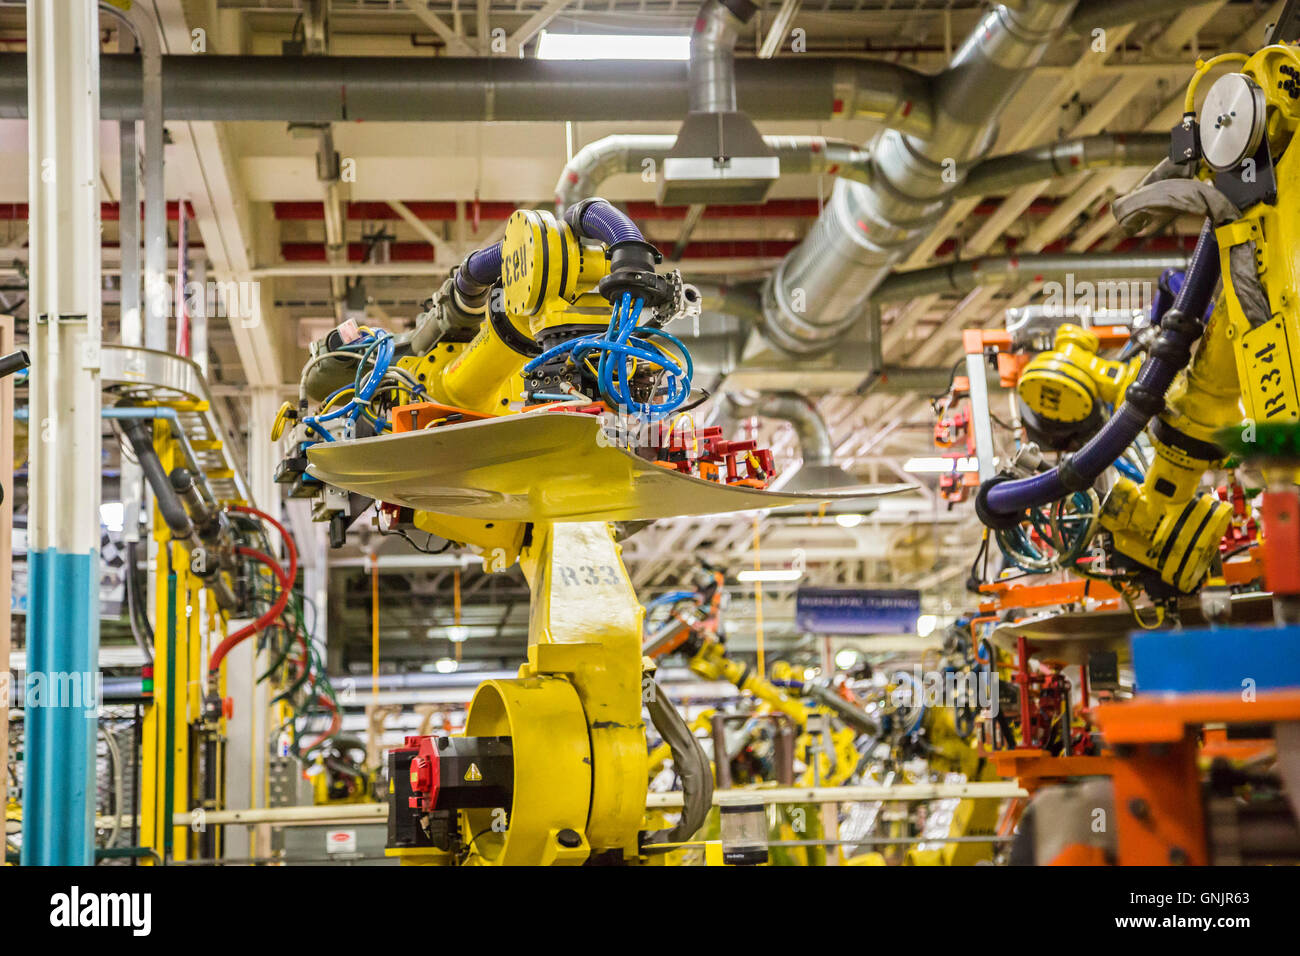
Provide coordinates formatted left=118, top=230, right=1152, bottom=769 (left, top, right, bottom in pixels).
left=0, top=53, right=932, bottom=126
left=759, top=0, right=1079, bottom=357
left=553, top=134, right=870, bottom=214
left=720, top=391, right=863, bottom=492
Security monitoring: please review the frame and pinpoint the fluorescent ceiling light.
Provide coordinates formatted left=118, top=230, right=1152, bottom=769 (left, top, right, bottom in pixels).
left=434, top=657, right=459, bottom=674
left=903, top=456, right=978, bottom=474
left=446, top=625, right=470, bottom=643
left=835, top=513, right=865, bottom=528
left=536, top=30, right=691, bottom=61
left=874, top=497, right=931, bottom=513
left=737, top=568, right=803, bottom=583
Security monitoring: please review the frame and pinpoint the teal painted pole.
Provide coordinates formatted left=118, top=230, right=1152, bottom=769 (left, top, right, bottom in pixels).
left=22, top=552, right=98, bottom=864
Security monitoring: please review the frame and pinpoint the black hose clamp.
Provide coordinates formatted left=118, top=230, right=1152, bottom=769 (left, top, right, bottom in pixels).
left=562, top=198, right=600, bottom=239
left=974, top=474, right=1024, bottom=531
left=598, top=265, right=673, bottom=308
left=1055, top=453, right=1090, bottom=493
left=1122, top=382, right=1165, bottom=418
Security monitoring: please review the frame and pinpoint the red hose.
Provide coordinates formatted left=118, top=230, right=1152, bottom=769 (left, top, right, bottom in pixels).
left=303, top=693, right=340, bottom=753
left=208, top=505, right=299, bottom=674
left=208, top=547, right=288, bottom=673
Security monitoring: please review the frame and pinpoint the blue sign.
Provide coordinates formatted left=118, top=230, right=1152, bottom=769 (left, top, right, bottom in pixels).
left=795, top=588, right=921, bottom=635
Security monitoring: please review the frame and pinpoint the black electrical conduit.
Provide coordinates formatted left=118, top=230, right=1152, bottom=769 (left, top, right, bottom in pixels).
left=644, top=679, right=714, bottom=849
left=119, top=418, right=193, bottom=540
left=123, top=539, right=154, bottom=665
left=975, top=218, right=1221, bottom=528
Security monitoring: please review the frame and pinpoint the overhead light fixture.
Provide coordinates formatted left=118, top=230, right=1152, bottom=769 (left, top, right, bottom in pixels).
left=916, top=614, right=939, bottom=638
left=446, top=625, right=470, bottom=643
left=536, top=31, right=691, bottom=61
left=873, top=497, right=930, bottom=514
left=903, top=456, right=979, bottom=474
left=835, top=513, right=865, bottom=529
left=834, top=648, right=859, bottom=670
left=434, top=657, right=458, bottom=674
left=737, top=568, right=803, bottom=583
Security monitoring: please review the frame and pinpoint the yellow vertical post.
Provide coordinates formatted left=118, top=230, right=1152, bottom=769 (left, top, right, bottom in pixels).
left=752, top=516, right=765, bottom=680
left=370, top=553, right=380, bottom=701
left=171, top=535, right=192, bottom=861
left=453, top=568, right=462, bottom=663
left=140, top=423, right=194, bottom=862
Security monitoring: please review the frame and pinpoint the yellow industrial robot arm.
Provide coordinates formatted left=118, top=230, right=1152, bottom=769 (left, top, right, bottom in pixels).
left=975, top=43, right=1300, bottom=598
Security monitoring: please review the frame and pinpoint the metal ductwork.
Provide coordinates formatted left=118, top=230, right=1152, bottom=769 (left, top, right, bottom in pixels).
left=554, top=134, right=870, bottom=214
left=0, top=53, right=933, bottom=125
left=721, top=391, right=862, bottom=492
left=759, top=0, right=1079, bottom=357
left=555, top=129, right=1162, bottom=215
left=660, top=0, right=778, bottom=205
left=873, top=252, right=1189, bottom=302
left=954, top=132, right=1170, bottom=198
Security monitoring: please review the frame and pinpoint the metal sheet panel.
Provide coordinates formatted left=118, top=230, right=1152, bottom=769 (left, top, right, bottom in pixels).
left=307, top=411, right=907, bottom=523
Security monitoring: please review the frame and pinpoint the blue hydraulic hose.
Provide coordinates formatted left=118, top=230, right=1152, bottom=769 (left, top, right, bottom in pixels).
left=575, top=198, right=645, bottom=246
left=1114, top=457, right=1144, bottom=483
left=523, top=291, right=693, bottom=419
left=978, top=219, right=1221, bottom=525
left=457, top=241, right=504, bottom=296
left=645, top=590, right=697, bottom=613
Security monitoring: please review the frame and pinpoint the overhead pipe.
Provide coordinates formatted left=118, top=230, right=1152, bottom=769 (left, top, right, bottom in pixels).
left=100, top=3, right=166, bottom=353
left=690, top=0, right=754, bottom=114
left=555, top=129, right=1159, bottom=219
left=719, top=390, right=863, bottom=491
left=0, top=52, right=933, bottom=129
left=117, top=122, right=140, bottom=346
left=873, top=251, right=1189, bottom=302
left=725, top=391, right=835, bottom=466
left=759, top=0, right=1080, bottom=357
left=554, top=134, right=870, bottom=214
left=954, top=132, right=1170, bottom=198
left=110, top=11, right=146, bottom=566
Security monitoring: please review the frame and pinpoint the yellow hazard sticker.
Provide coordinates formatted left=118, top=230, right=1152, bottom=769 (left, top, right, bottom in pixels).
left=464, top=763, right=482, bottom=782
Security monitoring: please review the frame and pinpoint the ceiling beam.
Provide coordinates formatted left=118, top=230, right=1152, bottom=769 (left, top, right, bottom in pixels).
left=401, top=0, right=477, bottom=56
left=506, top=0, right=573, bottom=56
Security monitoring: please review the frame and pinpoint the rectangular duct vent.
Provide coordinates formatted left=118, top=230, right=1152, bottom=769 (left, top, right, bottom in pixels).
left=659, top=111, right=780, bottom=206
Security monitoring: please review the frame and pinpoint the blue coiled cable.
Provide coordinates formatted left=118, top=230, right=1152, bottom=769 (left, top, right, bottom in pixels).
left=302, top=329, right=402, bottom=438
left=523, top=292, right=693, bottom=420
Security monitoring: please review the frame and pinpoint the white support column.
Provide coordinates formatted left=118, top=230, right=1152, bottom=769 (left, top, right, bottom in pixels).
left=190, top=256, right=208, bottom=376
left=23, top=0, right=102, bottom=867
